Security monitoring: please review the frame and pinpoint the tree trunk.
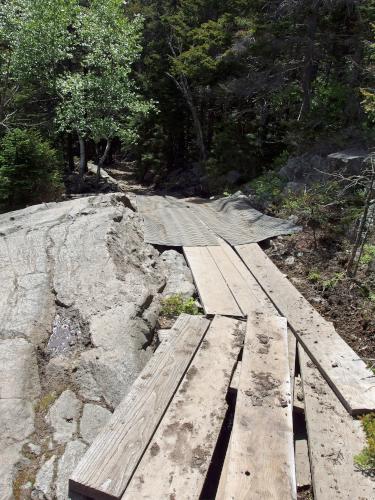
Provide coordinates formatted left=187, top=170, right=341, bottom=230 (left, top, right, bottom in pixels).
left=67, top=133, right=75, bottom=172
left=298, top=13, right=317, bottom=120
left=78, top=135, right=87, bottom=188
left=169, top=72, right=206, bottom=163
left=347, top=172, right=375, bottom=277
left=96, top=138, right=112, bottom=185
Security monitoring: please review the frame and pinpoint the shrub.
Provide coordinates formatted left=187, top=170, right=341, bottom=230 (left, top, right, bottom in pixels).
left=322, top=272, right=345, bottom=291
left=0, top=128, right=63, bottom=209
left=161, top=295, right=199, bottom=318
left=360, top=244, right=375, bottom=265
left=354, top=413, right=375, bottom=472
left=307, top=270, right=321, bottom=283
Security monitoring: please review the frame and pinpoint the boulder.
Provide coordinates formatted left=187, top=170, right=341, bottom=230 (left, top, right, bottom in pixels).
left=80, top=404, right=112, bottom=444
left=33, top=455, right=56, bottom=500
left=56, top=440, right=87, bottom=499
left=160, top=250, right=195, bottom=300
left=46, top=390, right=81, bottom=444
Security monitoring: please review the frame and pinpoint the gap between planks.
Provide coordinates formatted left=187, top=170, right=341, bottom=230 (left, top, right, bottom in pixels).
left=236, top=243, right=375, bottom=415
left=69, top=314, right=210, bottom=499
left=122, top=315, right=245, bottom=500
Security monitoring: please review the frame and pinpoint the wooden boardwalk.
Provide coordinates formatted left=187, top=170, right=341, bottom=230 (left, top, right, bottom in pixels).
left=70, top=241, right=375, bottom=500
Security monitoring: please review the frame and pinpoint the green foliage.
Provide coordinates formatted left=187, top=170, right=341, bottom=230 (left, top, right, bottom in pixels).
left=322, top=272, right=345, bottom=291
left=307, top=270, right=321, bottom=283
left=56, top=0, right=154, bottom=148
left=360, top=245, right=375, bottom=265
left=161, top=295, right=199, bottom=318
left=248, top=171, right=284, bottom=202
left=0, top=128, right=62, bottom=208
left=354, top=413, right=375, bottom=472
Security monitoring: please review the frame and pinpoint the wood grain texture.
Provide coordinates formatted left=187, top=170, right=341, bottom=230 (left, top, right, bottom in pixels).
left=295, top=438, right=311, bottom=489
left=299, top=345, right=375, bottom=500
left=123, top=315, right=245, bottom=500
left=236, top=243, right=375, bottom=415
left=183, top=246, right=243, bottom=316
left=208, top=239, right=276, bottom=316
left=223, top=315, right=296, bottom=500
left=69, top=314, right=210, bottom=499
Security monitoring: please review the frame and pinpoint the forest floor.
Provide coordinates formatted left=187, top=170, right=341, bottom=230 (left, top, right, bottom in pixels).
left=264, top=231, right=375, bottom=363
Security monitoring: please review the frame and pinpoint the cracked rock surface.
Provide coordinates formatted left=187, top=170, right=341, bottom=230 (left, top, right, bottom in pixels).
left=0, top=193, right=187, bottom=499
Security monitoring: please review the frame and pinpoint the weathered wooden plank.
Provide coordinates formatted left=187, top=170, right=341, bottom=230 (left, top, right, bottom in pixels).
left=236, top=243, right=375, bottom=415
left=223, top=315, right=296, bottom=500
left=295, top=438, right=311, bottom=489
left=294, top=374, right=305, bottom=414
left=69, top=314, right=210, bottom=499
left=298, top=345, right=374, bottom=500
left=208, top=240, right=276, bottom=316
left=123, top=315, right=244, bottom=500
left=183, top=246, right=243, bottom=316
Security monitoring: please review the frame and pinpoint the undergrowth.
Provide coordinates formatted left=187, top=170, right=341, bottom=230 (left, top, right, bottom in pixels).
left=355, top=413, right=375, bottom=473
left=161, top=295, right=199, bottom=317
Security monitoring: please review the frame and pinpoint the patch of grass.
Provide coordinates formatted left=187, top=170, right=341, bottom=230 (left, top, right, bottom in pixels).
left=354, top=413, right=375, bottom=473
left=360, top=244, right=375, bottom=265
left=34, top=391, right=58, bottom=414
left=322, top=272, right=345, bottom=291
left=307, top=269, right=321, bottom=283
left=161, top=295, right=199, bottom=318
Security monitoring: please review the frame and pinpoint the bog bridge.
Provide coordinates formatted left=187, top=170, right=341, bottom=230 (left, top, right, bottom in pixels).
left=69, top=195, right=375, bottom=500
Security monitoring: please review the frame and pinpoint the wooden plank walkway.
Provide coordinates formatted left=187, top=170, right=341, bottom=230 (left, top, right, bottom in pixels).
left=236, top=243, right=375, bottom=415
left=123, top=316, right=244, bottom=499
left=222, top=315, right=296, bottom=500
left=299, top=345, right=375, bottom=499
left=70, top=314, right=210, bottom=499
left=183, top=246, right=242, bottom=316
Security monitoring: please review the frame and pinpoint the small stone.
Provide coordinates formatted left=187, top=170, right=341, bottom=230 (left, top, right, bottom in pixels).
left=80, top=404, right=112, bottom=445
left=285, top=256, right=295, bottom=266
left=56, top=440, right=87, bottom=500
left=27, top=443, right=41, bottom=456
left=33, top=455, right=56, bottom=500
left=46, top=390, right=81, bottom=444
left=157, top=329, right=171, bottom=343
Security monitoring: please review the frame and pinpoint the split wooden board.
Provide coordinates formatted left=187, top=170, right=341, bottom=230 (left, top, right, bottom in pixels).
left=183, top=246, right=242, bottom=316
left=236, top=243, right=375, bottom=415
left=123, top=315, right=245, bottom=499
left=222, top=315, right=296, bottom=500
left=69, top=314, right=210, bottom=499
left=299, top=345, right=375, bottom=499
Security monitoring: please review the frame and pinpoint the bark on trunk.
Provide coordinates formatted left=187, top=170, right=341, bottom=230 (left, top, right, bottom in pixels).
left=169, top=73, right=206, bottom=163
left=298, top=13, right=317, bottom=120
left=96, top=139, right=112, bottom=185
left=67, top=133, right=75, bottom=172
left=78, top=136, right=87, bottom=179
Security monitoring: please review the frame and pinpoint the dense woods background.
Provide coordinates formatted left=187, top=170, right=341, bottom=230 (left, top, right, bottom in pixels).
left=0, top=0, right=374, bottom=206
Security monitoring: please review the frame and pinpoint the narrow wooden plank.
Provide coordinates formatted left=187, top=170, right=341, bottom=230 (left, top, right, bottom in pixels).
left=216, top=437, right=231, bottom=500
left=295, top=438, right=311, bottom=489
left=123, top=316, right=244, bottom=500
left=236, top=243, right=375, bottom=415
left=208, top=240, right=276, bottom=316
left=223, top=315, right=296, bottom=500
left=299, top=345, right=374, bottom=499
left=183, top=246, right=242, bottom=316
left=70, top=314, right=210, bottom=499
left=294, top=374, right=305, bottom=414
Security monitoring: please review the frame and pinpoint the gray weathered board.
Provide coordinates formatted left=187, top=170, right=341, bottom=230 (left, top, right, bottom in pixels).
left=123, top=315, right=245, bottom=499
left=69, top=314, right=210, bottom=499
left=299, top=345, right=375, bottom=500
left=183, top=246, right=242, bottom=316
left=236, top=243, right=375, bottom=415
left=222, top=315, right=296, bottom=500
